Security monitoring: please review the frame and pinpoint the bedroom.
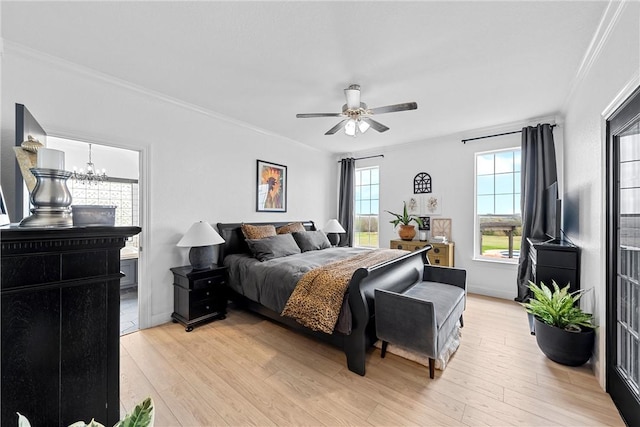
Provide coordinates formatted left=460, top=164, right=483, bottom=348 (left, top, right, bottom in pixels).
left=0, top=0, right=638, bottom=425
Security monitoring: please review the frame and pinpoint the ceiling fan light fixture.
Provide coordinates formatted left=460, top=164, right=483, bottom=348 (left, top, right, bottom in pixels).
left=344, top=119, right=357, bottom=136
left=296, top=84, right=417, bottom=136
left=358, top=119, right=370, bottom=133
left=344, top=84, right=361, bottom=110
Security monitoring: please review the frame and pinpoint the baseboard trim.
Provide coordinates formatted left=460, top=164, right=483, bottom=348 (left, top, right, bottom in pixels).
left=467, top=287, right=516, bottom=301
left=150, top=312, right=173, bottom=329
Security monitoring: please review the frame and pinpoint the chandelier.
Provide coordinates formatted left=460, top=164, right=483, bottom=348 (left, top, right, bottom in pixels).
left=73, top=143, right=107, bottom=184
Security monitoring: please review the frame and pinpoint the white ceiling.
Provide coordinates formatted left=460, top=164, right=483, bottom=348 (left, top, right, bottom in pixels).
left=2, top=1, right=609, bottom=153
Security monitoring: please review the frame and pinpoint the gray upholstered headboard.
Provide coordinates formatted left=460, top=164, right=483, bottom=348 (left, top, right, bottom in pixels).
left=216, top=221, right=316, bottom=264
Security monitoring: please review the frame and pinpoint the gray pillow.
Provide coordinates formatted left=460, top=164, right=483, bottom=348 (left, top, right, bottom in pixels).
left=292, top=230, right=331, bottom=252
left=246, top=233, right=301, bottom=261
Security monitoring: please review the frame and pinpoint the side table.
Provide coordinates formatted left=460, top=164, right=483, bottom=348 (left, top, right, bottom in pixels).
left=170, top=264, right=228, bottom=332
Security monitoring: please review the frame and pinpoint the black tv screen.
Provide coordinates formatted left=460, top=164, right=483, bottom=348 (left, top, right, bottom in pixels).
left=544, top=181, right=562, bottom=241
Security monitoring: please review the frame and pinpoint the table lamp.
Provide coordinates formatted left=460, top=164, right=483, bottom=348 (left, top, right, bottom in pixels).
left=177, top=221, right=225, bottom=270
left=324, top=219, right=346, bottom=246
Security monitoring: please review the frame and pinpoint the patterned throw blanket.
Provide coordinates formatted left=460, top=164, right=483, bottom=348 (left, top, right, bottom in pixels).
left=281, top=249, right=407, bottom=334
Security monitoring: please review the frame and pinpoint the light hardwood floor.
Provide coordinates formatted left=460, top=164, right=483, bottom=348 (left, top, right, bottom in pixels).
left=120, top=294, right=625, bottom=426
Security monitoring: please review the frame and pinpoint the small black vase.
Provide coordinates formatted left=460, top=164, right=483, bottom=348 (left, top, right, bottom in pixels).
left=534, top=317, right=595, bottom=366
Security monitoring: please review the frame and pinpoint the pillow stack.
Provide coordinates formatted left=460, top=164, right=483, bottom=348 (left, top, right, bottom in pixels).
left=241, top=222, right=333, bottom=261
left=292, top=230, right=331, bottom=252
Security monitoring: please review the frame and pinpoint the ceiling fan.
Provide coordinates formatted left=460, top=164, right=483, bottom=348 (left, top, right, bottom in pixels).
left=296, top=84, right=418, bottom=136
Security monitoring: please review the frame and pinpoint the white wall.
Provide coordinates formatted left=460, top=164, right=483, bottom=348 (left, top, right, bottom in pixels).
left=1, top=46, right=337, bottom=327
left=561, top=1, right=640, bottom=387
left=349, top=121, right=561, bottom=300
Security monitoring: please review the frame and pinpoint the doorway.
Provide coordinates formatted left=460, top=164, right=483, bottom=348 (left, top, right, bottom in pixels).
left=47, top=137, right=141, bottom=336
left=606, top=86, right=640, bottom=427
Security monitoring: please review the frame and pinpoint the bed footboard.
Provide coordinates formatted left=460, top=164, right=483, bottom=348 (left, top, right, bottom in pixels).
left=344, top=246, right=429, bottom=375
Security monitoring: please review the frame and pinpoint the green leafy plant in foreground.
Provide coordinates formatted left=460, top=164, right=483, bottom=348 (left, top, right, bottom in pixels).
left=17, top=397, right=154, bottom=427
left=521, top=281, right=595, bottom=332
left=386, top=202, right=424, bottom=227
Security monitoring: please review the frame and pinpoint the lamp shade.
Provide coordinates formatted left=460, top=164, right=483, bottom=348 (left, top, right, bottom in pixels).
left=324, top=219, right=346, bottom=233
left=177, top=221, right=225, bottom=247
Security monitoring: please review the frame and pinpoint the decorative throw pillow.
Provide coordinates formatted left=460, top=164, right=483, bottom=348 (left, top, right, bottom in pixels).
left=276, top=222, right=306, bottom=234
left=246, top=234, right=301, bottom=261
left=241, top=223, right=276, bottom=240
left=292, top=230, right=332, bottom=252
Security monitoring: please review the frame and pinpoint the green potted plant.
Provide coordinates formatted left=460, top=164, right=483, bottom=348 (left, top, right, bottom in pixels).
left=386, top=202, right=424, bottom=241
left=521, top=280, right=595, bottom=366
left=17, top=397, right=154, bottom=427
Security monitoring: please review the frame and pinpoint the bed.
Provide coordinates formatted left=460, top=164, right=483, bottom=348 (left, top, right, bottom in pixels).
left=216, top=221, right=430, bottom=376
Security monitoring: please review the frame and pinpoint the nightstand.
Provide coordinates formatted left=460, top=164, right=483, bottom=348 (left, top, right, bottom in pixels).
left=170, top=264, right=228, bottom=332
left=390, top=239, right=455, bottom=267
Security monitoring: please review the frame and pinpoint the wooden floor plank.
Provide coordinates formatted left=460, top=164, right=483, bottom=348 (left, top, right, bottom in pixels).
left=119, top=348, right=181, bottom=427
left=119, top=294, right=625, bottom=426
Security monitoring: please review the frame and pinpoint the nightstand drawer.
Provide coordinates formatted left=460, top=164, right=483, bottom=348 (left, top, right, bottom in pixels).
left=190, top=298, right=223, bottom=320
left=193, top=275, right=225, bottom=290
left=431, top=245, right=449, bottom=257
left=191, top=286, right=225, bottom=303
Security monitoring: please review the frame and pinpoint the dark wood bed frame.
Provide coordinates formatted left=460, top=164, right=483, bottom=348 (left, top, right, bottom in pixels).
left=216, top=221, right=429, bottom=376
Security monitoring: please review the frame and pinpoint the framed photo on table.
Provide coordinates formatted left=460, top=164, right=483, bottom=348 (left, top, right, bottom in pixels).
left=256, top=160, right=287, bottom=212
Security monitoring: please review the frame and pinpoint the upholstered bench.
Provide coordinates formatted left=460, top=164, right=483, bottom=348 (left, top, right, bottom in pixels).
left=375, top=265, right=467, bottom=378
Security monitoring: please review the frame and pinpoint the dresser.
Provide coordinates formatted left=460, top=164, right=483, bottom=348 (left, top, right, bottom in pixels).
left=390, top=239, right=455, bottom=267
left=527, top=238, right=580, bottom=294
left=1, top=225, right=141, bottom=427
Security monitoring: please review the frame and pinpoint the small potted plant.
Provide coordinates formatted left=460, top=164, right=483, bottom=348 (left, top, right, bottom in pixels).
left=521, top=280, right=595, bottom=366
left=386, top=202, right=424, bottom=241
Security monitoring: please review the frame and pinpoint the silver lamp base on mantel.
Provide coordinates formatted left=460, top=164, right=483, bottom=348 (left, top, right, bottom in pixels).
left=19, top=168, right=73, bottom=228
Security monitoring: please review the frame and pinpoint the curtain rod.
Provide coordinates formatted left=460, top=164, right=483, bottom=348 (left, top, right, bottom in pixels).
left=337, top=154, right=384, bottom=162
left=461, top=124, right=556, bottom=144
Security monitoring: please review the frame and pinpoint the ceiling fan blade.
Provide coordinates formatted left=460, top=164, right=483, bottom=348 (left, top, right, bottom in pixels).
left=369, top=102, right=418, bottom=115
left=362, top=117, right=389, bottom=133
left=296, top=113, right=343, bottom=118
left=325, top=119, right=349, bottom=135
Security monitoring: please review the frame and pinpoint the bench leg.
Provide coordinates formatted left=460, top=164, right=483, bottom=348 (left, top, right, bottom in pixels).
left=428, top=358, right=435, bottom=379
left=381, top=341, right=388, bottom=358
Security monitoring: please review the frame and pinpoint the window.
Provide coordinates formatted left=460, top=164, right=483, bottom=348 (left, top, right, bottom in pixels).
left=354, top=166, right=379, bottom=247
left=475, top=148, right=521, bottom=261
left=68, top=179, right=139, bottom=247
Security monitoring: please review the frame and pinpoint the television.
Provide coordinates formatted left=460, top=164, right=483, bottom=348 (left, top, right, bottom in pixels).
left=544, top=181, right=562, bottom=242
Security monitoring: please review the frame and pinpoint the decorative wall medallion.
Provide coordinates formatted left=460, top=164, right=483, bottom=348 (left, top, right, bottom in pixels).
left=413, top=172, right=432, bottom=194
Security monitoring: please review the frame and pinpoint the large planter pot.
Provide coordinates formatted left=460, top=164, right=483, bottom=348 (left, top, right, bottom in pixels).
left=534, top=317, right=595, bottom=366
left=398, top=225, right=416, bottom=241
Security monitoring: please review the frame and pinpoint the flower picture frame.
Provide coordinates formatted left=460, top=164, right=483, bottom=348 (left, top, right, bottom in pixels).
left=256, top=160, right=287, bottom=212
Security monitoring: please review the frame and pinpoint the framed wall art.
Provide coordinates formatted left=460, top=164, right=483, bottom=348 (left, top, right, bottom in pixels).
left=256, top=160, right=287, bottom=212
left=422, top=193, right=442, bottom=215
left=405, top=196, right=420, bottom=215
left=432, top=218, right=452, bottom=242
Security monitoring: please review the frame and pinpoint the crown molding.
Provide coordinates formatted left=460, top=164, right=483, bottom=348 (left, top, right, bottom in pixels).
left=602, top=73, right=640, bottom=119
left=562, top=0, right=628, bottom=113
left=3, top=40, right=323, bottom=153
